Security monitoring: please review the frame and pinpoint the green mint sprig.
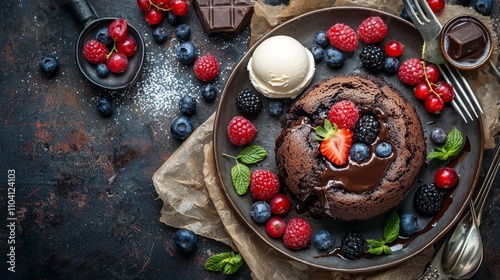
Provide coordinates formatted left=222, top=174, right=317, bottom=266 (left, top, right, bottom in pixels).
left=427, top=127, right=463, bottom=161
left=223, top=145, right=267, bottom=195
left=366, top=212, right=400, bottom=255
left=204, top=251, right=243, bottom=275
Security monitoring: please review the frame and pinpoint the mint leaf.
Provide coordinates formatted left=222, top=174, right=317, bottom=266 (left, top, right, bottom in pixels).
left=367, top=246, right=385, bottom=255
left=205, top=252, right=232, bottom=272
left=237, top=145, right=267, bottom=164
left=383, top=245, right=393, bottom=255
left=223, top=253, right=242, bottom=275
left=231, top=163, right=250, bottom=195
left=366, top=239, right=385, bottom=248
left=427, top=127, right=463, bottom=161
left=204, top=252, right=243, bottom=275
left=383, top=212, right=400, bottom=243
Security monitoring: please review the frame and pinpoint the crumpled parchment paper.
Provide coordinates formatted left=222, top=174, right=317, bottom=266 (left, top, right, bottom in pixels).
left=153, top=113, right=434, bottom=279
left=153, top=1, right=499, bottom=279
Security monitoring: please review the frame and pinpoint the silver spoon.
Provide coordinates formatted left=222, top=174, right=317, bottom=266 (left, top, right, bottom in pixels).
left=419, top=143, right=500, bottom=280
left=442, top=143, right=500, bottom=279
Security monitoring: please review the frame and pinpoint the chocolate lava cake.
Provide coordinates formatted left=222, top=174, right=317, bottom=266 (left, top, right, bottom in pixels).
left=275, top=74, right=425, bottom=221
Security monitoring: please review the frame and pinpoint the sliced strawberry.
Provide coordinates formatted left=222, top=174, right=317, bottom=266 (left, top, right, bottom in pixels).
left=315, top=120, right=353, bottom=166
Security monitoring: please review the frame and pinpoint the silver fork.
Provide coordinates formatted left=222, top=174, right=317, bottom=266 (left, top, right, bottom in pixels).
left=403, top=0, right=483, bottom=123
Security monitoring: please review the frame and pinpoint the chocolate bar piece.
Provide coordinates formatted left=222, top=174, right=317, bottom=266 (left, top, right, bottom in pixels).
left=446, top=21, right=486, bottom=61
left=193, top=0, right=254, bottom=36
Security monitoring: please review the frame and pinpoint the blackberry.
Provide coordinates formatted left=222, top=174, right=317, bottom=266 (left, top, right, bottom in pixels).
left=236, top=89, right=262, bottom=116
left=414, top=183, right=443, bottom=216
left=353, top=114, right=379, bottom=144
left=359, top=45, right=386, bottom=72
left=340, top=232, right=366, bottom=260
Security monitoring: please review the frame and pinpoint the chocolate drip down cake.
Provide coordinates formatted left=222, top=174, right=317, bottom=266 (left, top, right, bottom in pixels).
left=275, top=74, right=425, bottom=221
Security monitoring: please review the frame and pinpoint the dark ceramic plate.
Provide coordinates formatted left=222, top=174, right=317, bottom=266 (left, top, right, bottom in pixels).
left=213, top=7, right=483, bottom=272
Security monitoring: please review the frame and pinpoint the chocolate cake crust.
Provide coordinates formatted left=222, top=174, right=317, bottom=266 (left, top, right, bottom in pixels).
left=275, top=74, right=425, bottom=221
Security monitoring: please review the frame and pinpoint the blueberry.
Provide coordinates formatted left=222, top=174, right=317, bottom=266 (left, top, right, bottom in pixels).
left=314, top=229, right=334, bottom=251
left=473, top=0, right=492, bottom=15
left=430, top=127, right=447, bottom=144
left=152, top=26, right=169, bottom=43
left=324, top=48, right=346, bottom=68
left=39, top=55, right=59, bottom=76
left=95, top=27, right=113, bottom=48
left=167, top=12, right=179, bottom=25
left=173, top=229, right=198, bottom=253
left=175, top=24, right=191, bottom=41
left=201, top=83, right=217, bottom=102
left=309, top=45, right=324, bottom=62
left=269, top=101, right=284, bottom=117
left=96, top=63, right=109, bottom=78
left=97, top=97, right=113, bottom=117
left=383, top=57, right=400, bottom=74
left=399, top=213, right=419, bottom=236
left=314, top=31, right=329, bottom=47
left=170, top=116, right=194, bottom=140
left=179, top=95, right=196, bottom=116
left=349, top=143, right=370, bottom=162
left=176, top=41, right=197, bottom=65
left=375, top=141, right=393, bottom=158
left=250, top=201, right=271, bottom=223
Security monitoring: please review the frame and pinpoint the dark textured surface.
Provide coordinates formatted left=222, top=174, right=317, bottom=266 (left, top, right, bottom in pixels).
left=0, top=0, right=498, bottom=279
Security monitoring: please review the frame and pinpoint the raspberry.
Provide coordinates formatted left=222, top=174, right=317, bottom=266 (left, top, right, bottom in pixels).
left=236, top=89, right=262, bottom=116
left=398, top=58, right=424, bottom=85
left=357, top=16, right=388, bottom=44
left=283, top=217, right=312, bottom=250
left=326, top=23, right=358, bottom=52
left=193, top=54, right=219, bottom=82
left=328, top=100, right=359, bottom=129
left=414, top=183, right=443, bottom=216
left=340, top=232, right=366, bottom=260
left=250, top=170, right=280, bottom=201
left=82, top=39, right=108, bottom=64
left=227, top=116, right=257, bottom=146
left=353, top=114, right=379, bottom=144
left=359, top=45, right=386, bottom=72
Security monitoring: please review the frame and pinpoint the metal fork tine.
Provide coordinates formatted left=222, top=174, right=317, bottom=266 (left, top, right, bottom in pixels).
left=438, top=65, right=474, bottom=122
left=444, top=64, right=480, bottom=117
left=452, top=66, right=484, bottom=114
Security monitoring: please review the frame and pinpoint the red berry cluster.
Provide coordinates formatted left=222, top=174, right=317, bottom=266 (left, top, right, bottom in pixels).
left=82, top=19, right=137, bottom=74
left=326, top=16, right=389, bottom=52
left=136, top=0, right=189, bottom=25
left=398, top=58, right=455, bottom=114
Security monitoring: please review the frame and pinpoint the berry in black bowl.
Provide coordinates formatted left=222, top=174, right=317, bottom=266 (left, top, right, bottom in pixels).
left=174, top=229, right=198, bottom=253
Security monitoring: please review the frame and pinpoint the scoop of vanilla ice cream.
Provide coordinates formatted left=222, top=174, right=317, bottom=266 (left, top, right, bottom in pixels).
left=247, top=35, right=315, bottom=99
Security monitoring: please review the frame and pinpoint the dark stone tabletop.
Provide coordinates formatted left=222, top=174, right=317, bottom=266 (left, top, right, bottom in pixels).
left=0, top=0, right=498, bottom=279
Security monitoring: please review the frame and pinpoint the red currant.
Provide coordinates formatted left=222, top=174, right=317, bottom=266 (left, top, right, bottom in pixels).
left=414, top=82, right=431, bottom=100
left=433, top=81, right=454, bottom=103
left=425, top=94, right=444, bottom=114
left=145, top=7, right=163, bottom=25
left=385, top=40, right=404, bottom=57
left=269, top=194, right=291, bottom=215
left=108, top=19, right=128, bottom=42
left=426, top=0, right=445, bottom=13
left=423, top=63, right=440, bottom=83
left=170, top=0, right=189, bottom=16
left=434, top=167, right=459, bottom=189
left=107, top=52, right=128, bottom=73
left=265, top=217, right=286, bottom=238
left=151, top=0, right=170, bottom=9
left=136, top=0, right=150, bottom=11
left=116, top=37, right=137, bottom=57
